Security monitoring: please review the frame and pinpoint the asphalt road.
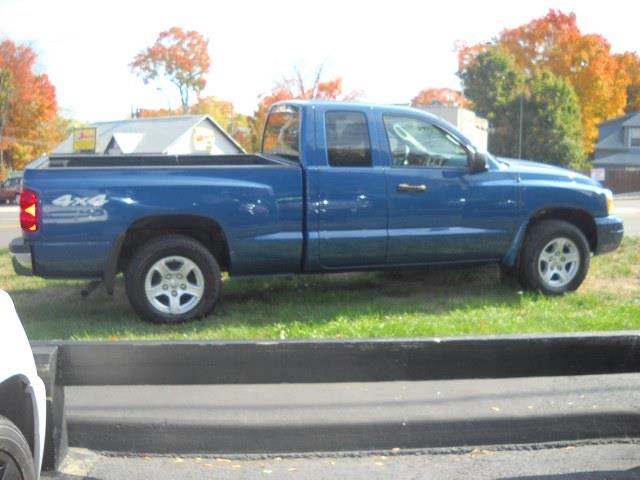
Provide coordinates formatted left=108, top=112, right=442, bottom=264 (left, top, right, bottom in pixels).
left=614, top=196, right=640, bottom=238
left=45, top=442, right=640, bottom=479
left=2, top=197, right=639, bottom=249
left=0, top=205, right=18, bottom=249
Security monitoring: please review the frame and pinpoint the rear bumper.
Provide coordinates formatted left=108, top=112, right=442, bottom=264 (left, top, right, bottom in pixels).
left=9, top=237, right=33, bottom=275
left=595, top=215, right=624, bottom=255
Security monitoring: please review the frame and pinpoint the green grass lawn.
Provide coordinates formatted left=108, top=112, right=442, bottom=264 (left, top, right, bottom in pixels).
left=1, top=238, right=639, bottom=341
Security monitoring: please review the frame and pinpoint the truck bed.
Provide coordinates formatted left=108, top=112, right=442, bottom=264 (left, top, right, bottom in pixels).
left=43, top=154, right=287, bottom=169
left=20, top=153, right=304, bottom=277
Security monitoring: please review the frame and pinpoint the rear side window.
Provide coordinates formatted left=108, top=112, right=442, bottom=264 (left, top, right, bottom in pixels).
left=262, top=105, right=300, bottom=161
left=325, top=111, right=372, bottom=167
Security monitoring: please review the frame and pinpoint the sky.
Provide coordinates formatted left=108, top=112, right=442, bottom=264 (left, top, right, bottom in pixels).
left=0, top=0, right=638, bottom=122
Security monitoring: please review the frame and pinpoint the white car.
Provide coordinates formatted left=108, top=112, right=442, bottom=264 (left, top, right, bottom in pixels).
left=0, top=290, right=46, bottom=480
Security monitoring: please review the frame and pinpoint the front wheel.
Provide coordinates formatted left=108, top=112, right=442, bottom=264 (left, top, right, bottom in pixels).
left=0, top=415, right=36, bottom=480
left=125, top=235, right=221, bottom=323
left=520, top=220, right=590, bottom=295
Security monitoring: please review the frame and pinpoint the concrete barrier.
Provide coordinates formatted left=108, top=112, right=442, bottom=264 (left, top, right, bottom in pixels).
left=33, top=333, right=640, bottom=468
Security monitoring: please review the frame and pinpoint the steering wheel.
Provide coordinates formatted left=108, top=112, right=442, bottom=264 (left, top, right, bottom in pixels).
left=402, top=144, right=411, bottom=165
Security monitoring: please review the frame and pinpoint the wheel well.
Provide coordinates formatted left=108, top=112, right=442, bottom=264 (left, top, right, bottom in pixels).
left=527, top=208, right=597, bottom=252
left=117, top=215, right=231, bottom=273
left=0, top=375, right=36, bottom=459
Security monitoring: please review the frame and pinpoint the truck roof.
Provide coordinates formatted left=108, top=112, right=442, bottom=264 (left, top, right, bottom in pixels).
left=273, top=100, right=475, bottom=148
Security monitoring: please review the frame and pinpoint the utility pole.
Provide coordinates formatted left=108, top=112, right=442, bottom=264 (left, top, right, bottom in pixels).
left=156, top=87, right=172, bottom=112
left=518, top=93, right=524, bottom=159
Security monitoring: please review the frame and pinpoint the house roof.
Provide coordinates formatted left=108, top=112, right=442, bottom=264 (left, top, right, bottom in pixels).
left=53, top=115, right=244, bottom=155
left=592, top=152, right=640, bottom=168
left=598, top=111, right=640, bottom=127
left=595, top=111, right=640, bottom=151
left=595, top=133, right=623, bottom=151
left=621, top=112, right=640, bottom=127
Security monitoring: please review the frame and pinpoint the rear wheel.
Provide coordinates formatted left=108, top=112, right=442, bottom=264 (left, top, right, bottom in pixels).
left=0, top=415, right=36, bottom=480
left=125, top=235, right=221, bottom=323
left=520, top=220, right=590, bottom=294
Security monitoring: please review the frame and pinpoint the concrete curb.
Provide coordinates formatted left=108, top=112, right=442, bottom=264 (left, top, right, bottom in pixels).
left=66, top=412, right=640, bottom=455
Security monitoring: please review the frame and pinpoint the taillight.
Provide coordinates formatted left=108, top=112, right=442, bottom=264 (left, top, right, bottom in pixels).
left=20, top=189, right=39, bottom=232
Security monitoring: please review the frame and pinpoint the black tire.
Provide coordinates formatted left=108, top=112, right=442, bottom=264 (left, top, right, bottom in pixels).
left=520, top=220, right=590, bottom=294
left=125, top=235, right=221, bottom=323
left=0, top=415, right=36, bottom=480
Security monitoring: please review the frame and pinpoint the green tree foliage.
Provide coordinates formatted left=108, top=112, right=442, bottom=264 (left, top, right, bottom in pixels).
left=459, top=48, right=523, bottom=120
left=523, top=71, right=585, bottom=168
left=459, top=48, right=523, bottom=158
left=459, top=47, right=584, bottom=168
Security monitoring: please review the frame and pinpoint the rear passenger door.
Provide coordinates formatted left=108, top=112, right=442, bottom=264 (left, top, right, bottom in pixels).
left=314, top=110, right=388, bottom=268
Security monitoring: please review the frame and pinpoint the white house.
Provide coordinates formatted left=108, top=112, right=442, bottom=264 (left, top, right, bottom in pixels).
left=54, top=115, right=245, bottom=156
left=417, top=105, right=489, bottom=152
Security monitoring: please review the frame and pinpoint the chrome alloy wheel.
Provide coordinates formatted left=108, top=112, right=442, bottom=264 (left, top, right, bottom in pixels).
left=144, top=255, right=204, bottom=315
left=537, top=237, right=580, bottom=289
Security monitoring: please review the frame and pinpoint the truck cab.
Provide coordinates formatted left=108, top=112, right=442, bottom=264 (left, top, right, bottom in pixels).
left=264, top=101, right=620, bottom=271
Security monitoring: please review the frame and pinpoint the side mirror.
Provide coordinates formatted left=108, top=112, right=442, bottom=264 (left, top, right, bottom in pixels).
left=469, top=151, right=489, bottom=173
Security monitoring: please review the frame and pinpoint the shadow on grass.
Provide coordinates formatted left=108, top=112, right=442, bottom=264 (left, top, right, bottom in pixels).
left=8, top=263, right=529, bottom=340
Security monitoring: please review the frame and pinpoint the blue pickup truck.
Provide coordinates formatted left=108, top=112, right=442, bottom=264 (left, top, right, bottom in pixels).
left=10, top=101, right=623, bottom=323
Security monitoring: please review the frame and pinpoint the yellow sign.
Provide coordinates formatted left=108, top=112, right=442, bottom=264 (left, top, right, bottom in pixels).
left=72, top=128, right=97, bottom=153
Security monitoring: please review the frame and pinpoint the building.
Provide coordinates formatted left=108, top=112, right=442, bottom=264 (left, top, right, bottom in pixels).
left=54, top=115, right=245, bottom=156
left=417, top=105, right=489, bottom=152
left=592, top=111, right=640, bottom=193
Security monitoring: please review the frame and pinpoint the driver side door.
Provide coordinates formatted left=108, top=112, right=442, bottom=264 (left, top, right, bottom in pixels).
left=383, top=115, right=472, bottom=265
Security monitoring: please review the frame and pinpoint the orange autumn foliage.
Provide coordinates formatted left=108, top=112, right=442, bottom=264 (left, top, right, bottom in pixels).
left=411, top=88, right=468, bottom=108
left=457, top=10, right=639, bottom=154
left=497, top=10, right=628, bottom=153
left=130, top=27, right=210, bottom=114
left=0, top=39, right=65, bottom=171
left=617, top=52, right=640, bottom=114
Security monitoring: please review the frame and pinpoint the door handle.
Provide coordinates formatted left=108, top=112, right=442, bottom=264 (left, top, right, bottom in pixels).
left=397, top=183, right=427, bottom=193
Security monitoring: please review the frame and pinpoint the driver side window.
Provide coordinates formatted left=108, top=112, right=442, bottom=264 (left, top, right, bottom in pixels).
left=383, top=115, right=469, bottom=169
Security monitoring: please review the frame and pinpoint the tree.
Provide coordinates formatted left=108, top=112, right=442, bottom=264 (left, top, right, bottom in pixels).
left=522, top=71, right=585, bottom=168
left=459, top=47, right=584, bottom=168
left=458, top=47, right=524, bottom=157
left=411, top=88, right=467, bottom=107
left=190, top=96, right=251, bottom=151
left=191, top=96, right=235, bottom=131
left=458, top=47, right=523, bottom=119
left=0, top=39, right=65, bottom=172
left=497, top=10, right=628, bottom=153
left=130, top=27, right=210, bottom=113
left=0, top=69, right=14, bottom=176
left=617, top=52, right=640, bottom=114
